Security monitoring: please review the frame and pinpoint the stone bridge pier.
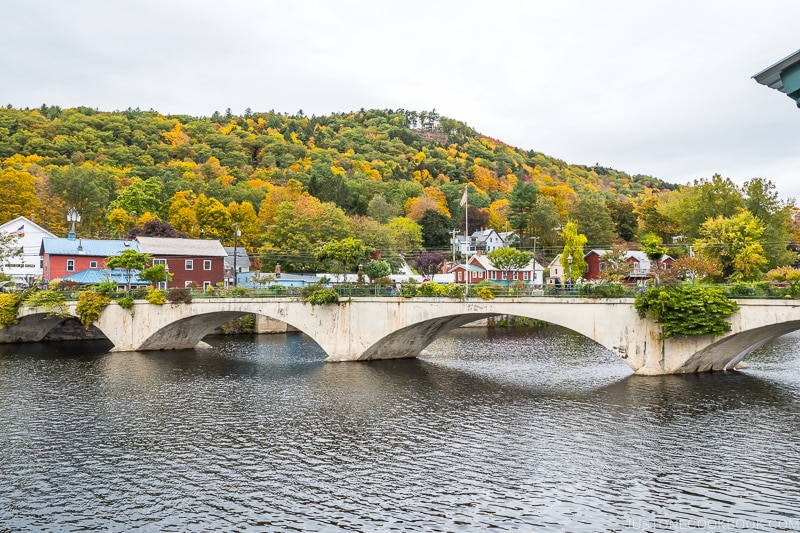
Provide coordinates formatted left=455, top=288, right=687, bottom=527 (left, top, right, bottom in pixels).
left=5, top=297, right=800, bottom=376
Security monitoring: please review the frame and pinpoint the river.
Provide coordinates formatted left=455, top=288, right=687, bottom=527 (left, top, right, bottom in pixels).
left=1, top=326, right=799, bottom=531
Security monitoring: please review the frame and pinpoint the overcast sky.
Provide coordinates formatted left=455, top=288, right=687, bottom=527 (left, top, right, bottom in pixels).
left=3, top=1, right=799, bottom=199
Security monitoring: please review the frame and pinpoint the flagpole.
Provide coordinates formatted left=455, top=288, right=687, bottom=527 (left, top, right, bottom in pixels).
left=463, top=186, right=469, bottom=297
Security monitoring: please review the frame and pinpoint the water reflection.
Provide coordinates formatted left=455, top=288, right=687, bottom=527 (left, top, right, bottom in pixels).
left=0, top=328, right=799, bottom=531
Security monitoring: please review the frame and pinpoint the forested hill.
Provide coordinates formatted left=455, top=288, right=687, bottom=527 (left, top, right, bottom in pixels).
left=0, top=105, right=676, bottom=253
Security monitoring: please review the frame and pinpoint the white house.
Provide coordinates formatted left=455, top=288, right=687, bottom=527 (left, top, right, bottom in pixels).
left=452, top=229, right=519, bottom=257
left=0, top=216, right=56, bottom=287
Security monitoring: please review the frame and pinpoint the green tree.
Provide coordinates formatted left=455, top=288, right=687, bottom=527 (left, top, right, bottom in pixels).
left=743, top=177, right=795, bottom=270
left=49, top=165, right=116, bottom=236
left=671, top=174, right=744, bottom=240
left=486, top=247, right=534, bottom=284
left=388, top=217, right=423, bottom=252
left=639, top=233, right=668, bottom=286
left=635, top=285, right=739, bottom=338
left=419, top=210, right=452, bottom=249
left=572, top=196, right=617, bottom=248
left=106, top=249, right=152, bottom=291
left=561, top=221, right=587, bottom=283
left=606, top=197, right=638, bottom=242
left=315, top=237, right=372, bottom=281
left=261, top=194, right=352, bottom=273
left=508, top=180, right=538, bottom=242
left=107, top=176, right=162, bottom=219
left=694, top=209, right=768, bottom=281
left=363, top=259, right=392, bottom=281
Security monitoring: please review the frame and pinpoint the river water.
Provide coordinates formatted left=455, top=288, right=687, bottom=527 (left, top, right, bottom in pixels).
left=1, top=326, right=799, bottom=532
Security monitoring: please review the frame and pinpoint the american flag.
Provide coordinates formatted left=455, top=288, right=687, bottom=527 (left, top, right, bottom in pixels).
left=8, top=225, right=24, bottom=236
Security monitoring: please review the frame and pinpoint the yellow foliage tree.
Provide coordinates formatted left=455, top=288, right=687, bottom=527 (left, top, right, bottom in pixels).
left=161, top=122, right=190, bottom=147
left=488, top=199, right=510, bottom=232
left=539, top=184, right=578, bottom=217
left=258, top=178, right=305, bottom=227
left=106, top=208, right=134, bottom=237
left=0, top=168, right=40, bottom=222
left=471, top=166, right=500, bottom=194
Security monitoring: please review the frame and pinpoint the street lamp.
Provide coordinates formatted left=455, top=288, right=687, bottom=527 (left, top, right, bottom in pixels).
left=357, top=262, right=364, bottom=284
left=164, top=262, right=169, bottom=289
left=567, top=254, right=573, bottom=286
left=67, top=207, right=81, bottom=238
left=232, top=223, right=241, bottom=288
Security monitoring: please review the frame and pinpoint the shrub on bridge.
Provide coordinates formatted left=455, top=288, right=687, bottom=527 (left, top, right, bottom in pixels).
left=418, top=281, right=447, bottom=297
left=399, top=280, right=418, bottom=298
left=24, top=289, right=69, bottom=317
left=582, top=282, right=627, bottom=299
left=145, top=288, right=166, bottom=305
left=76, top=289, right=111, bottom=329
left=300, top=284, right=339, bottom=305
left=117, top=294, right=135, bottom=312
left=445, top=283, right=466, bottom=299
left=634, top=284, right=739, bottom=338
left=166, top=288, right=193, bottom=304
left=0, top=293, right=22, bottom=328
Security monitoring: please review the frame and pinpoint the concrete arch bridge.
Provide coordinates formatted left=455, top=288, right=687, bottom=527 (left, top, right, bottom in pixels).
left=3, top=297, right=800, bottom=376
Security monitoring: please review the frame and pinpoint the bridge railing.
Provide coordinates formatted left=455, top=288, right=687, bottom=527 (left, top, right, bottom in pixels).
left=21, top=282, right=798, bottom=302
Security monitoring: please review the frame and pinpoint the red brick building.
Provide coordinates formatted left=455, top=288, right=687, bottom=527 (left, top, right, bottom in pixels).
left=135, top=236, right=227, bottom=290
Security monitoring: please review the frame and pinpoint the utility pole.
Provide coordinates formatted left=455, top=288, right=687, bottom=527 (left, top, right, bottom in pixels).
left=451, top=228, right=458, bottom=264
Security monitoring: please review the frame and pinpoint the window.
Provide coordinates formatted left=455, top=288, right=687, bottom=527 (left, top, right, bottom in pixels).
left=185, top=259, right=193, bottom=270
left=203, top=260, right=212, bottom=271
left=153, top=258, right=166, bottom=265
left=184, top=281, right=192, bottom=288
left=203, top=281, right=212, bottom=290
left=89, top=261, right=98, bottom=269
left=66, top=259, right=75, bottom=272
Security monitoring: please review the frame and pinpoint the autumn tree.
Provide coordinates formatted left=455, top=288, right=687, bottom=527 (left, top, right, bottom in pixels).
left=127, top=218, right=186, bottom=239
left=194, top=194, right=232, bottom=239
left=412, top=252, right=446, bottom=281
left=388, top=217, right=423, bottom=252
left=227, top=200, right=260, bottom=250
left=598, top=245, right=632, bottom=283
left=671, top=174, right=744, bottom=240
left=260, top=194, right=352, bottom=273
left=767, top=265, right=800, bottom=296
left=694, top=209, right=768, bottom=281
left=0, top=167, right=40, bottom=223
left=561, top=221, right=587, bottom=283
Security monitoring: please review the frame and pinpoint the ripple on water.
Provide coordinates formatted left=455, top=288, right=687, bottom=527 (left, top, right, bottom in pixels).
left=1, top=329, right=800, bottom=531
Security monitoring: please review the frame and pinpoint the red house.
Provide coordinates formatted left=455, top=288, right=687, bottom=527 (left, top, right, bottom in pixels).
left=449, top=251, right=544, bottom=286
left=41, top=237, right=138, bottom=282
left=135, top=236, right=227, bottom=290
left=584, top=249, right=673, bottom=283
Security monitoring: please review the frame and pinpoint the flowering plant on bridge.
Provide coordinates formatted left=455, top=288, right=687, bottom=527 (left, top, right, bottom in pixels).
left=76, top=290, right=111, bottom=329
left=0, top=293, right=22, bottom=328
left=634, top=285, right=739, bottom=338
